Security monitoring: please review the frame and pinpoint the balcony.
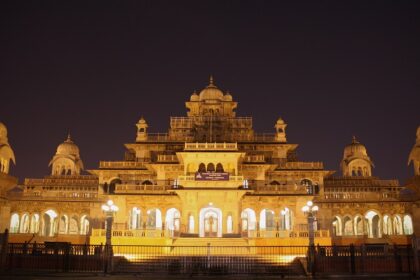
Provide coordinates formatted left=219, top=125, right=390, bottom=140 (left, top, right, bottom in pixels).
left=114, top=184, right=172, bottom=193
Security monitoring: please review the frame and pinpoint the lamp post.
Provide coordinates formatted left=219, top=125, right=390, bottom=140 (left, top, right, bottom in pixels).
left=302, top=201, right=319, bottom=274
left=101, top=200, right=118, bottom=273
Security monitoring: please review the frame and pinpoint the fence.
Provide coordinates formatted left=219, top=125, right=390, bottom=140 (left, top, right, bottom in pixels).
left=1, top=242, right=419, bottom=276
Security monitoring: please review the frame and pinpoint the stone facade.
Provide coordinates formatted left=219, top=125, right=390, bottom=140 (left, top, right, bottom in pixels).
left=1, top=78, right=419, bottom=246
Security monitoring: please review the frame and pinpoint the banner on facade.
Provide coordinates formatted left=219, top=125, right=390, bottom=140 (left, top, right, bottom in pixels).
left=195, top=172, right=229, bottom=181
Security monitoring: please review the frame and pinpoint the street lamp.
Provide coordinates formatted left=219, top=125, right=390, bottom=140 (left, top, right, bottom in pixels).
left=302, top=200, right=318, bottom=273
left=101, top=200, right=118, bottom=273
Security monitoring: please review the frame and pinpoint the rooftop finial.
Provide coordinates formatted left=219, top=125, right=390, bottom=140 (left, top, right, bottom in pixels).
left=352, top=135, right=358, bottom=144
left=209, top=75, right=214, bottom=86
left=66, top=131, right=72, bottom=142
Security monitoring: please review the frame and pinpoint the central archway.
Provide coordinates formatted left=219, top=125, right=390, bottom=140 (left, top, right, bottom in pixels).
left=199, top=207, right=222, bottom=237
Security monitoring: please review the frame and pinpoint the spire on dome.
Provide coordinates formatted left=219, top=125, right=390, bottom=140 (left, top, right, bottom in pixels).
left=209, top=75, right=214, bottom=86
left=352, top=135, right=359, bottom=144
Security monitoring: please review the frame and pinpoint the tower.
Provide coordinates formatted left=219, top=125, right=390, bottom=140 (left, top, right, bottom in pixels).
left=49, top=134, right=84, bottom=175
left=274, top=118, right=287, bottom=142
left=408, top=126, right=420, bottom=176
left=136, top=117, right=148, bottom=142
left=0, top=122, right=16, bottom=174
left=341, top=136, right=374, bottom=177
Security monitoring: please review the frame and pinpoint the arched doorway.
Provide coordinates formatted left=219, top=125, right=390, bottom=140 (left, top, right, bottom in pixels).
left=165, top=208, right=181, bottom=237
left=42, top=210, right=58, bottom=237
left=199, top=207, right=222, bottom=237
left=365, top=210, right=381, bottom=238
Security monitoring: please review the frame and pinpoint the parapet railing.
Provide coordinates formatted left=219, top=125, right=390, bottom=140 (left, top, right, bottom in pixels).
left=99, top=161, right=148, bottom=169
left=184, top=142, right=238, bottom=151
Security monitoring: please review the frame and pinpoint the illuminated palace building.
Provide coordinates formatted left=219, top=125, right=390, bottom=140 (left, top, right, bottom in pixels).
left=1, top=77, right=420, bottom=247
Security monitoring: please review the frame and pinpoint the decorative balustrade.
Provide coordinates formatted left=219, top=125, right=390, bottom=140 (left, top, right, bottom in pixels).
left=99, top=161, right=148, bottom=169
left=278, top=162, right=324, bottom=170
left=115, top=184, right=172, bottom=193
left=91, top=228, right=330, bottom=239
left=178, top=175, right=244, bottom=181
left=25, top=176, right=97, bottom=186
left=244, top=155, right=265, bottom=163
left=157, top=154, right=179, bottom=162
left=324, top=191, right=400, bottom=201
left=184, top=142, right=238, bottom=151
left=325, top=177, right=399, bottom=187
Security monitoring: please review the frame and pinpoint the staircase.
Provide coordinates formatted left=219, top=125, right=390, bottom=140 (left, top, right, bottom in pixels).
left=113, top=238, right=306, bottom=276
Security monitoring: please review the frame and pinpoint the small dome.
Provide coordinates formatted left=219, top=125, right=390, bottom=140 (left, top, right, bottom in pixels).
left=224, top=91, right=232, bottom=101
left=138, top=117, right=147, bottom=124
left=276, top=118, right=285, bottom=125
left=57, top=134, right=80, bottom=156
left=343, top=136, right=367, bottom=158
left=190, top=91, right=199, bottom=101
left=0, top=122, right=7, bottom=139
left=199, top=76, right=224, bottom=101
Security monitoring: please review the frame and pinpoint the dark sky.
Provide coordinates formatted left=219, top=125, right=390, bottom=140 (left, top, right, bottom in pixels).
left=1, top=1, right=419, bottom=183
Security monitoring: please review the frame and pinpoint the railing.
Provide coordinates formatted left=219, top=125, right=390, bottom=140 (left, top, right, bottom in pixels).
left=8, top=192, right=99, bottom=200
left=157, top=154, right=178, bottom=162
left=99, top=161, right=148, bottom=169
left=3, top=243, right=417, bottom=275
left=324, top=191, right=400, bottom=201
left=325, top=177, right=400, bottom=187
left=24, top=176, right=98, bottom=186
left=114, top=184, right=172, bottom=193
left=278, top=162, right=324, bottom=170
left=178, top=175, right=244, bottom=181
left=91, top=229, right=330, bottom=239
left=184, top=142, right=238, bottom=151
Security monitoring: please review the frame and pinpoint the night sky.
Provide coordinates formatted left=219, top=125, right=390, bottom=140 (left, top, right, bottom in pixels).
left=1, top=1, right=419, bottom=183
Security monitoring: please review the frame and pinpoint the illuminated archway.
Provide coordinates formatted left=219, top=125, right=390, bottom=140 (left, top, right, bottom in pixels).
left=199, top=206, right=222, bottom=237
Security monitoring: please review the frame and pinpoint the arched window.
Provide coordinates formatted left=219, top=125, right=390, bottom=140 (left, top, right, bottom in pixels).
left=383, top=215, right=392, bottom=235
left=403, top=215, right=413, bottom=235
left=130, top=207, right=142, bottom=229
left=20, top=214, right=30, bottom=233
left=216, top=163, right=224, bottom=173
left=108, top=178, right=121, bottom=194
left=69, top=216, right=79, bottom=234
left=365, top=210, right=381, bottom=238
left=207, top=163, right=215, bottom=172
left=58, top=215, right=69, bottom=234
left=354, top=216, right=363, bottom=235
left=146, top=209, right=162, bottom=229
left=270, top=181, right=280, bottom=185
left=198, top=163, right=206, bottom=173
left=142, top=180, right=153, bottom=185
left=332, top=216, right=342, bottom=236
left=343, top=216, right=353, bottom=236
left=280, top=208, right=293, bottom=230
left=393, top=215, right=403, bottom=235
left=30, top=214, right=40, bottom=234
left=42, top=210, right=58, bottom=237
left=80, top=215, right=90, bottom=235
left=10, top=213, right=20, bottom=233
left=165, top=208, right=181, bottom=236
left=260, top=209, right=275, bottom=231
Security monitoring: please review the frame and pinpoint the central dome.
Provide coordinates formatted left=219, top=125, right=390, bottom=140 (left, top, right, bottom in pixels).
left=199, top=76, right=224, bottom=101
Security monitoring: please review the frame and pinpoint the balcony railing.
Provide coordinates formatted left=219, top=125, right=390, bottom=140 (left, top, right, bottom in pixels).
left=178, top=175, right=244, bottom=181
left=157, top=154, right=179, bottom=162
left=278, top=162, right=324, bottom=170
left=115, top=184, right=172, bottom=193
left=184, top=142, right=238, bottom=151
left=99, top=161, right=148, bottom=169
